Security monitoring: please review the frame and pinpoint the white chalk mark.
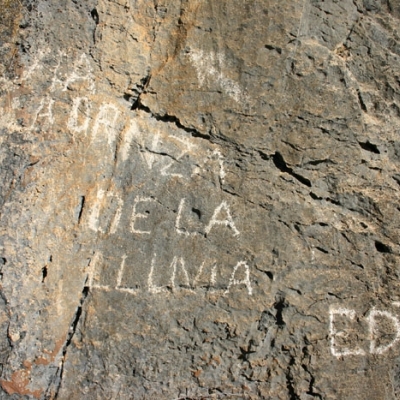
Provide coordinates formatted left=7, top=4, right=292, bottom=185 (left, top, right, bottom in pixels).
left=86, top=252, right=100, bottom=288
left=88, top=189, right=105, bottom=232
left=117, top=287, right=138, bottom=295
left=173, top=135, right=196, bottom=151
left=329, top=307, right=366, bottom=357
left=205, top=201, right=240, bottom=237
left=120, top=119, right=140, bottom=162
left=224, top=261, right=252, bottom=295
left=108, top=193, right=124, bottom=235
left=368, top=308, right=400, bottom=355
left=62, top=53, right=95, bottom=93
left=49, top=50, right=67, bottom=92
left=170, top=257, right=192, bottom=292
left=207, top=263, right=218, bottom=294
left=171, top=136, right=197, bottom=175
left=392, top=302, right=400, bottom=307
left=189, top=49, right=250, bottom=104
left=88, top=189, right=123, bottom=234
left=192, top=261, right=206, bottom=287
left=87, top=252, right=110, bottom=291
left=20, top=48, right=50, bottom=82
left=159, top=135, right=190, bottom=179
left=131, top=196, right=156, bottom=234
left=31, top=96, right=55, bottom=129
left=175, top=198, right=192, bottom=236
left=92, top=103, right=121, bottom=146
left=210, top=263, right=217, bottom=286
left=140, top=131, right=160, bottom=169
left=212, top=149, right=226, bottom=183
left=114, top=255, right=138, bottom=294
left=67, top=96, right=91, bottom=136
left=160, top=160, right=184, bottom=178
left=116, top=254, right=128, bottom=288
left=11, top=97, right=20, bottom=110
left=148, top=254, right=167, bottom=294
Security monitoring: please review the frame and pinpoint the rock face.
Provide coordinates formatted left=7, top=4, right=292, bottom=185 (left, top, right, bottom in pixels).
left=1, top=0, right=400, bottom=398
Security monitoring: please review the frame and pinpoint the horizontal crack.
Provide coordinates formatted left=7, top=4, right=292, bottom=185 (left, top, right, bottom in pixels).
left=132, top=98, right=212, bottom=141
left=272, top=152, right=312, bottom=187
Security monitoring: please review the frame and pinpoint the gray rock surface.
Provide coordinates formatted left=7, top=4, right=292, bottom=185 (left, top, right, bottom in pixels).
left=1, top=0, right=400, bottom=398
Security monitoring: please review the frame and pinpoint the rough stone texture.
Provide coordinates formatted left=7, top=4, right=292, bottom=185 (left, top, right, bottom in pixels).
left=1, top=0, right=400, bottom=399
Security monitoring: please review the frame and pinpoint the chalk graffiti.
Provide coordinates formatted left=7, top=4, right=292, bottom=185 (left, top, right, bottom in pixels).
left=225, top=261, right=252, bottom=295
left=88, top=189, right=124, bottom=234
left=329, top=307, right=366, bottom=357
left=91, top=103, right=121, bottom=146
left=87, top=252, right=253, bottom=296
left=67, top=96, right=92, bottom=136
left=188, top=48, right=250, bottom=104
left=205, top=201, right=240, bottom=237
left=130, top=196, right=156, bottom=235
left=20, top=47, right=50, bottom=82
left=329, top=306, right=400, bottom=357
left=25, top=53, right=228, bottom=184
left=368, top=309, right=400, bottom=355
left=10, top=49, right=251, bottom=300
left=31, top=96, right=55, bottom=129
left=175, top=198, right=240, bottom=237
left=61, top=53, right=95, bottom=93
left=119, top=118, right=140, bottom=162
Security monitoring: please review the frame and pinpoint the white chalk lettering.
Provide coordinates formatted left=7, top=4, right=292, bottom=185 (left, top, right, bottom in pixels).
left=87, top=252, right=110, bottom=291
left=224, top=261, right=252, bottom=295
left=160, top=159, right=184, bottom=178
left=49, top=51, right=67, bottom=92
left=210, top=263, right=217, bottom=286
left=329, top=307, right=366, bottom=357
left=148, top=254, right=167, bottom=294
left=205, top=201, right=240, bottom=237
left=31, top=96, right=55, bottom=128
left=88, top=189, right=105, bottom=232
left=189, top=49, right=250, bottom=104
left=213, top=149, right=226, bottom=183
left=131, top=196, right=156, bottom=234
left=88, top=189, right=123, bottom=234
left=192, top=261, right=206, bottom=287
left=142, top=132, right=160, bottom=169
left=21, top=48, right=50, bottom=82
left=92, top=103, right=121, bottom=146
left=120, top=119, right=140, bottom=162
left=115, top=254, right=137, bottom=294
left=67, top=96, right=91, bottom=136
left=116, top=254, right=127, bottom=289
left=175, top=198, right=193, bottom=236
left=368, top=308, right=400, bottom=355
left=62, top=53, right=95, bottom=93
left=170, top=256, right=192, bottom=292
left=108, top=193, right=124, bottom=235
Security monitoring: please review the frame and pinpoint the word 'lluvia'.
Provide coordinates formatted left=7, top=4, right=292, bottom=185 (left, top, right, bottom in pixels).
left=87, top=252, right=253, bottom=296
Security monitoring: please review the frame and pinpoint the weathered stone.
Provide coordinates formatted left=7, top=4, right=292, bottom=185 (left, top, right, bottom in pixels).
left=1, top=0, right=400, bottom=399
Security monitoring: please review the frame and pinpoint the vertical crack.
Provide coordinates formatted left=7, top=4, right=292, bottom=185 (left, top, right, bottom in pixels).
left=286, top=356, right=300, bottom=400
left=45, top=283, right=90, bottom=399
left=76, top=196, right=85, bottom=225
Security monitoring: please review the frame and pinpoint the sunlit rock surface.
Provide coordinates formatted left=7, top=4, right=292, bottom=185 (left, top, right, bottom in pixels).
left=1, top=1, right=400, bottom=398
